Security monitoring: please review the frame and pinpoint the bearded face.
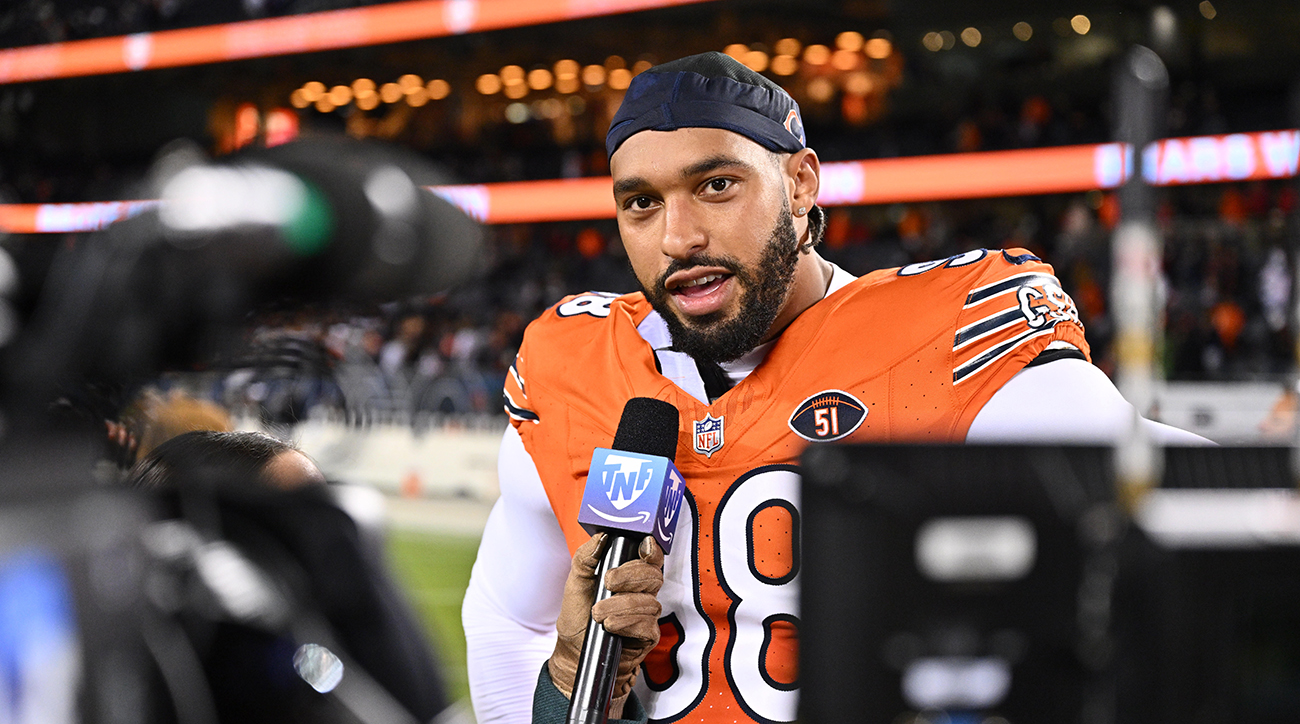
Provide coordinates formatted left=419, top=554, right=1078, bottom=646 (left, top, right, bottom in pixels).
left=641, top=204, right=800, bottom=364
left=612, top=127, right=818, bottom=367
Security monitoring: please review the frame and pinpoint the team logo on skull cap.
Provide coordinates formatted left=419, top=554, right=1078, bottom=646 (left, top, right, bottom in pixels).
left=788, top=390, right=867, bottom=442
left=783, top=109, right=805, bottom=145
left=693, top=413, right=725, bottom=458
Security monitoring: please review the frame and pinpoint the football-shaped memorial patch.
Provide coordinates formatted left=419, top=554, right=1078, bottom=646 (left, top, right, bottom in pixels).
left=788, top=390, right=867, bottom=442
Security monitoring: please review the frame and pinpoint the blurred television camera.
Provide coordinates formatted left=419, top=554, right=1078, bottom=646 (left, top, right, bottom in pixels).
left=0, top=136, right=484, bottom=724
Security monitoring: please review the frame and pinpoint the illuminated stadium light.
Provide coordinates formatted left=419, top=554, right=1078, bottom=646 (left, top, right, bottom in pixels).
left=503, top=83, right=528, bottom=99
left=922, top=32, right=944, bottom=52
left=314, top=97, right=335, bottom=113
left=724, top=44, right=749, bottom=59
left=608, top=68, right=633, bottom=90
left=581, top=64, right=606, bottom=87
left=475, top=74, right=502, bottom=96
left=527, top=68, right=554, bottom=91
left=961, top=27, right=982, bottom=47
left=351, top=78, right=376, bottom=98
left=301, top=81, right=325, bottom=102
left=553, top=60, right=579, bottom=81
left=831, top=49, right=859, bottom=71
left=775, top=38, right=802, bottom=57
left=322, top=86, right=352, bottom=110
left=864, top=38, right=893, bottom=59
left=806, top=76, right=836, bottom=103
left=500, top=65, right=525, bottom=84
left=742, top=50, right=770, bottom=72
left=1071, top=15, right=1091, bottom=34
left=406, top=88, right=429, bottom=106
left=290, top=89, right=309, bottom=109
left=398, top=74, right=424, bottom=93
left=939, top=30, right=956, bottom=49
left=836, top=31, right=865, bottom=52
left=554, top=59, right=579, bottom=80
left=553, top=61, right=581, bottom=92
left=426, top=79, right=450, bottom=100
left=771, top=55, right=799, bottom=76
left=327, top=85, right=352, bottom=106
left=1013, top=22, right=1033, bottom=41
left=632, top=60, right=653, bottom=75
left=356, top=94, right=380, bottom=111
left=604, top=55, right=626, bottom=70
left=803, top=44, right=832, bottom=65
left=1199, top=1, right=1217, bottom=19
left=504, top=103, right=529, bottom=124
left=380, top=82, right=404, bottom=103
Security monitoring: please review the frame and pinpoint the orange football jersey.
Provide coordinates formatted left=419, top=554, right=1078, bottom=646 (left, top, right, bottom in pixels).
left=504, top=249, right=1089, bottom=723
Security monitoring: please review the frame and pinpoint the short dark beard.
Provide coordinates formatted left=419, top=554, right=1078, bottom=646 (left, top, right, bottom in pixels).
left=642, top=205, right=801, bottom=364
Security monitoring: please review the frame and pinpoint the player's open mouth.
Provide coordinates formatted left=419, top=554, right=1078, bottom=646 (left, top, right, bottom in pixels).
left=667, top=270, right=734, bottom=316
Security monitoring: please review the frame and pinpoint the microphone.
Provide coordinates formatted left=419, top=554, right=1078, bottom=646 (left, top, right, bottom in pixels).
left=568, top=397, right=684, bottom=724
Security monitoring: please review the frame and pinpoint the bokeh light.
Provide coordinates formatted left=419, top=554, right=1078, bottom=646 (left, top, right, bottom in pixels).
left=771, top=55, right=798, bottom=76
left=803, top=44, right=831, bottom=65
left=865, top=38, right=892, bottom=59
left=475, top=74, right=501, bottom=95
left=836, top=31, right=864, bottom=52
left=426, top=79, right=450, bottom=100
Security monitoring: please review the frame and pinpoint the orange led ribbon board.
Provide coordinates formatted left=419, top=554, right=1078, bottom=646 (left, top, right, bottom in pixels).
left=0, top=0, right=716, bottom=84
left=2, top=131, right=1297, bottom=234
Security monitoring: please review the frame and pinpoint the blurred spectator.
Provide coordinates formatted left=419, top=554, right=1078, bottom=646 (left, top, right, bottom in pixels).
left=120, top=387, right=235, bottom=460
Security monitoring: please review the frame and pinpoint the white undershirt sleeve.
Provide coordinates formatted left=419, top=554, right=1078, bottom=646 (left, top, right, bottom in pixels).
left=462, top=425, right=573, bottom=723
left=965, top=358, right=1212, bottom=445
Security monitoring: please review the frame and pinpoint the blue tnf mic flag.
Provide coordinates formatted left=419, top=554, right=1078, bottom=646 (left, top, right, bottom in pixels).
left=578, top=398, right=684, bottom=553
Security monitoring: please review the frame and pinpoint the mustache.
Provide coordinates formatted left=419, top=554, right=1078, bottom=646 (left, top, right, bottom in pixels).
left=654, top=254, right=745, bottom=292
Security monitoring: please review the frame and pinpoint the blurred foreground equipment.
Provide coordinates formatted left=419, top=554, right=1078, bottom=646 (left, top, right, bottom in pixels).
left=801, top=444, right=1300, bottom=724
left=3, top=136, right=483, bottom=414
left=0, top=136, right=483, bottom=723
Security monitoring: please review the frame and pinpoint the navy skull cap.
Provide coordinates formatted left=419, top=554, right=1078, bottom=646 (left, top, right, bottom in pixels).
left=606, top=51, right=806, bottom=159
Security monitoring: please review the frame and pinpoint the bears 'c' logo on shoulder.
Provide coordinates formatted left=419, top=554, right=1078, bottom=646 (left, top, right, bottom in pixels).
left=788, top=390, right=867, bottom=442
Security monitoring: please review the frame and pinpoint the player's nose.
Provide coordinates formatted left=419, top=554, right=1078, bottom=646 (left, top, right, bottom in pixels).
left=659, top=197, right=708, bottom=260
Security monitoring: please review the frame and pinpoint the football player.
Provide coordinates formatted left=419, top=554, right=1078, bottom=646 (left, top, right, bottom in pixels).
left=463, top=51, right=1205, bottom=724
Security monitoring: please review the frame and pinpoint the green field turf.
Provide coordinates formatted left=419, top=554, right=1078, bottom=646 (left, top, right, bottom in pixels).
left=385, top=528, right=482, bottom=705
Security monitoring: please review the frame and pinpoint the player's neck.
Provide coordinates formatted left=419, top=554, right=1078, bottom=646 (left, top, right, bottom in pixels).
left=758, top=250, right=833, bottom=346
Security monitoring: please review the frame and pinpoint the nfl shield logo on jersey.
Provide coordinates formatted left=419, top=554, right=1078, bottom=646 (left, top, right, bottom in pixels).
left=693, top=414, right=725, bottom=458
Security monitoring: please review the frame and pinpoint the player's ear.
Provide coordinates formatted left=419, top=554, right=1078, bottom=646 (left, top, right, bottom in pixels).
left=786, top=148, right=820, bottom=214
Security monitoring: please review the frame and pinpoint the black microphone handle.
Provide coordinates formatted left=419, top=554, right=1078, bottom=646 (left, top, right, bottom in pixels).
left=566, top=533, right=640, bottom=724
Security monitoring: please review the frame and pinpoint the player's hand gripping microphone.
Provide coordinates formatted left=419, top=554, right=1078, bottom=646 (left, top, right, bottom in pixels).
left=553, top=397, right=684, bottom=724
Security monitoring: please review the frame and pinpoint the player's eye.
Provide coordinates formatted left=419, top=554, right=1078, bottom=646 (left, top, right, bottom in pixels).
left=704, top=178, right=732, bottom=194
left=625, top=195, right=655, bottom=211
